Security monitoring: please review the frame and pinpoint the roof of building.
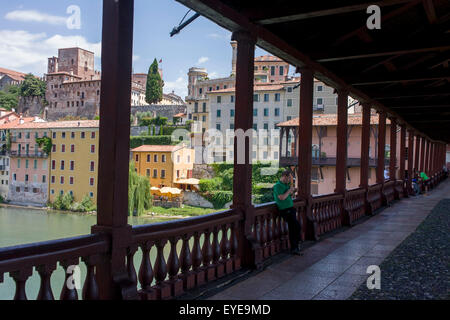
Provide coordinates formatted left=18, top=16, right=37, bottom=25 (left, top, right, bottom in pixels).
left=255, top=55, right=284, bottom=62
left=46, top=72, right=83, bottom=79
left=0, top=67, right=27, bottom=82
left=131, top=145, right=184, bottom=153
left=0, top=120, right=99, bottom=130
left=277, top=113, right=391, bottom=127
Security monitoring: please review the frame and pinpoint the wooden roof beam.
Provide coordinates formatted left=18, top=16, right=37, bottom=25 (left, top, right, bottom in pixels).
left=423, top=0, right=437, bottom=24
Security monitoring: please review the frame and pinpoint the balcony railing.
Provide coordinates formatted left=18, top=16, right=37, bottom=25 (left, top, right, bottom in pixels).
left=9, top=151, right=49, bottom=158
left=0, top=170, right=446, bottom=300
left=280, top=156, right=390, bottom=167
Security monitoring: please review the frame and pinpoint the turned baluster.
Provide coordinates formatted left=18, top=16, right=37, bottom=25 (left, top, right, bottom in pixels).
left=192, top=232, right=203, bottom=273
left=11, top=268, right=33, bottom=300
left=154, top=239, right=168, bottom=286
left=82, top=255, right=100, bottom=300
left=167, top=237, right=180, bottom=282
left=138, top=241, right=154, bottom=291
left=261, top=215, right=268, bottom=246
left=202, top=229, right=213, bottom=269
left=273, top=213, right=279, bottom=242
left=126, top=245, right=138, bottom=287
left=220, top=224, right=230, bottom=261
left=230, top=222, right=238, bottom=260
left=254, top=216, right=261, bottom=246
left=36, top=264, right=56, bottom=300
left=60, top=259, right=80, bottom=300
left=266, top=214, right=273, bottom=245
left=179, top=234, right=192, bottom=275
left=211, top=227, right=221, bottom=265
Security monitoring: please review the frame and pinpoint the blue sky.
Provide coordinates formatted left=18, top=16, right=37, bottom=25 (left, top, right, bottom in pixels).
left=0, top=0, right=275, bottom=98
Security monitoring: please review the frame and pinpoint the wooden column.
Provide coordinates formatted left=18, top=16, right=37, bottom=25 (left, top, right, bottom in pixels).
left=91, top=0, right=136, bottom=300
left=389, top=118, right=397, bottom=180
left=335, top=89, right=348, bottom=194
left=407, top=130, right=414, bottom=194
left=297, top=67, right=315, bottom=239
left=376, top=111, right=386, bottom=184
left=425, top=139, right=430, bottom=175
left=414, top=135, right=420, bottom=174
left=429, top=142, right=434, bottom=175
left=360, top=104, right=371, bottom=188
left=231, top=30, right=256, bottom=268
left=420, top=136, right=425, bottom=173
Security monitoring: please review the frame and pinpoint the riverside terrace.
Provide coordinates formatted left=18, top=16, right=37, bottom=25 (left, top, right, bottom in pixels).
left=0, top=0, right=449, bottom=300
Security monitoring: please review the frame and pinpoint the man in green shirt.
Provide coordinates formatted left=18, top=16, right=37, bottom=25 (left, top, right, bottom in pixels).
left=273, top=170, right=302, bottom=255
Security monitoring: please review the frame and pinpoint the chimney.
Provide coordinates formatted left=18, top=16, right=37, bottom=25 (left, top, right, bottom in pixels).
left=19, top=113, right=24, bottom=124
left=231, top=41, right=237, bottom=76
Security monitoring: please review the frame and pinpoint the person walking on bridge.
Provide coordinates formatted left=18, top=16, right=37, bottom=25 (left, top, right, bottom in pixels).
left=273, top=170, right=302, bottom=256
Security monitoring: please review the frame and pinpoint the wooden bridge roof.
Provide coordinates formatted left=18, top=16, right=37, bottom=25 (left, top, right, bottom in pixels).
left=177, top=0, right=450, bottom=142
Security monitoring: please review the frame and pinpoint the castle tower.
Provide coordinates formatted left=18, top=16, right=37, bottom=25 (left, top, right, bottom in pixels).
left=187, top=67, right=208, bottom=99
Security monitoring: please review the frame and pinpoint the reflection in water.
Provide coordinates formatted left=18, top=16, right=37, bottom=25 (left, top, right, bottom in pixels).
left=0, top=206, right=176, bottom=300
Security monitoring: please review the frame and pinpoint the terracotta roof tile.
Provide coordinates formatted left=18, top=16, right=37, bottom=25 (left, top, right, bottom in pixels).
left=132, top=145, right=183, bottom=152
left=277, top=114, right=391, bottom=127
left=0, top=120, right=99, bottom=130
left=254, top=55, right=283, bottom=62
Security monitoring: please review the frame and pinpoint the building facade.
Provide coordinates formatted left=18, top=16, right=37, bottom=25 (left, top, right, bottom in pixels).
left=132, top=145, right=195, bottom=189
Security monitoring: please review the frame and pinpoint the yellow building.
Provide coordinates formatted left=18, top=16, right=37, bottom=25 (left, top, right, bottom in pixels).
left=132, top=145, right=195, bottom=189
left=49, top=121, right=99, bottom=204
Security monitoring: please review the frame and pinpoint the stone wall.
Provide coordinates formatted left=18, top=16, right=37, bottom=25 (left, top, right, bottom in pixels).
left=8, top=181, right=48, bottom=206
left=131, top=105, right=186, bottom=121
left=192, top=164, right=215, bottom=180
left=183, top=191, right=214, bottom=209
left=131, top=126, right=149, bottom=137
left=17, top=96, right=46, bottom=118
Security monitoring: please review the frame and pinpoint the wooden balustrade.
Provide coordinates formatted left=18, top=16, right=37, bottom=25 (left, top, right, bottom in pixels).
left=311, top=193, right=344, bottom=237
left=394, top=180, right=405, bottom=199
left=0, top=234, right=108, bottom=300
left=383, top=180, right=396, bottom=205
left=130, top=209, right=241, bottom=300
left=367, top=184, right=383, bottom=213
left=345, top=188, right=366, bottom=225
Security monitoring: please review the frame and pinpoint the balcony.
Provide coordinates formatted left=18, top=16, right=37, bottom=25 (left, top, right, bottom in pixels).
left=280, top=156, right=391, bottom=168
left=9, top=151, right=49, bottom=158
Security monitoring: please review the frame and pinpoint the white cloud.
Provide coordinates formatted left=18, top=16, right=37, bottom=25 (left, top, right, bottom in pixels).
left=133, top=55, right=140, bottom=62
left=209, top=72, right=219, bottom=78
left=164, top=76, right=188, bottom=98
left=207, top=33, right=230, bottom=40
left=197, top=56, right=209, bottom=65
left=5, top=10, right=67, bottom=26
left=0, top=30, right=101, bottom=75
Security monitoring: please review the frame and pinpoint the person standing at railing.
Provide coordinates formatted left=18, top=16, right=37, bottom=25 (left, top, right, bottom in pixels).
left=420, top=171, right=430, bottom=191
left=273, top=170, right=302, bottom=256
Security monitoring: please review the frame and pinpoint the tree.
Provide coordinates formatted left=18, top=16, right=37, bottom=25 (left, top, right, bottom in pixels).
left=128, top=162, right=152, bottom=216
left=19, top=74, right=46, bottom=98
left=145, top=59, right=164, bottom=105
left=0, top=85, right=20, bottom=110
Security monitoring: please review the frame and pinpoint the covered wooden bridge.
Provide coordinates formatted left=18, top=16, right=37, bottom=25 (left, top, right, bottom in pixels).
left=0, top=0, right=449, bottom=300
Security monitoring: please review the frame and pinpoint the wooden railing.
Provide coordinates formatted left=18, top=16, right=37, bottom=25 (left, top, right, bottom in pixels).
left=367, top=183, right=383, bottom=213
left=0, top=234, right=109, bottom=300
left=311, top=193, right=344, bottom=237
left=130, top=209, right=242, bottom=300
left=383, top=180, right=396, bottom=205
left=345, top=187, right=366, bottom=225
left=394, top=180, right=405, bottom=199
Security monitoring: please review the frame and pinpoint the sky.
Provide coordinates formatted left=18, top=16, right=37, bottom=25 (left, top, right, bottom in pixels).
left=0, top=0, right=278, bottom=98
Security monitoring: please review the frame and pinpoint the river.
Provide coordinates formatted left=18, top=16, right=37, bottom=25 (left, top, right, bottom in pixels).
left=0, top=205, right=176, bottom=300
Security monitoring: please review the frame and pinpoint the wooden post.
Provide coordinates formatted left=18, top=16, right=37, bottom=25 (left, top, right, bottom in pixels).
left=420, top=136, right=425, bottom=173
left=399, top=125, right=407, bottom=197
left=376, top=111, right=386, bottom=184
left=407, top=130, right=414, bottom=194
left=297, top=67, right=315, bottom=240
left=91, top=0, right=136, bottom=300
left=389, top=118, right=397, bottom=180
left=425, top=139, right=430, bottom=175
left=414, top=135, right=420, bottom=174
left=335, top=89, right=349, bottom=225
left=231, top=30, right=256, bottom=269
left=360, top=104, right=371, bottom=188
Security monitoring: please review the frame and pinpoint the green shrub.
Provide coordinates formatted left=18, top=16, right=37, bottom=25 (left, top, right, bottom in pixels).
left=0, top=194, right=4, bottom=203
left=198, top=177, right=223, bottom=193
left=205, top=191, right=233, bottom=209
left=130, top=135, right=173, bottom=149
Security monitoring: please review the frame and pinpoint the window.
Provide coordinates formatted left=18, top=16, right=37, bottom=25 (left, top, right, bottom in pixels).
left=42, top=175, right=46, bottom=183
left=70, top=161, right=74, bottom=171
left=264, top=94, right=269, bottom=102
left=317, top=98, right=323, bottom=105
left=71, top=145, right=75, bottom=153
left=253, top=94, right=259, bottom=102
left=62, top=132, right=66, bottom=139
left=216, top=124, right=221, bottom=130
left=90, top=161, right=95, bottom=172
left=153, top=169, right=158, bottom=178
left=34, top=160, right=37, bottom=169
left=91, top=145, right=95, bottom=153
left=271, top=66, right=275, bottom=76
left=25, top=160, right=29, bottom=169
left=71, top=132, right=75, bottom=139
left=161, top=170, right=166, bottom=178
left=35, top=132, right=39, bottom=139
left=52, top=145, right=56, bottom=152
left=199, top=88, right=203, bottom=94
left=217, top=96, right=222, bottom=103
left=17, top=159, right=21, bottom=169
left=317, top=86, right=323, bottom=92
left=253, top=124, right=258, bottom=130
left=230, top=124, right=235, bottom=130
left=60, top=176, right=64, bottom=184
left=162, top=155, right=166, bottom=163
left=177, top=170, right=180, bottom=179
left=147, top=155, right=150, bottom=162
left=275, top=108, right=280, bottom=117
left=90, top=178, right=95, bottom=186
left=154, top=155, right=158, bottom=163
left=202, top=103, right=207, bottom=113
left=26, top=132, right=30, bottom=139
left=60, top=161, right=65, bottom=170
left=253, top=108, right=258, bottom=116
left=279, top=66, right=284, bottom=75
left=177, top=155, right=181, bottom=163
left=13, top=174, right=16, bottom=181
left=275, top=93, right=281, bottom=102
left=287, top=99, right=293, bottom=107
left=91, top=132, right=96, bottom=139
left=135, top=154, right=139, bottom=162
left=287, top=87, right=293, bottom=93
left=146, top=169, right=150, bottom=177
left=70, top=177, right=74, bottom=185
left=194, top=103, right=198, bottom=113
left=264, top=123, right=269, bottom=130
left=61, top=145, right=66, bottom=153
left=287, top=116, right=292, bottom=121
left=231, top=96, right=235, bottom=103
left=202, top=116, right=206, bottom=122
left=217, top=110, right=221, bottom=118
left=81, top=132, right=85, bottom=139
left=42, top=160, right=47, bottom=170
left=51, top=189, right=55, bottom=195
left=187, top=155, right=191, bottom=163
left=90, top=192, right=94, bottom=198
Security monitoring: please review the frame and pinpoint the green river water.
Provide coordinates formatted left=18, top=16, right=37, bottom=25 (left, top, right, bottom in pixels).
left=0, top=205, right=176, bottom=300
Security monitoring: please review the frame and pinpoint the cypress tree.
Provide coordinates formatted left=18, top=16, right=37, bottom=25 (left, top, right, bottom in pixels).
left=145, top=59, right=163, bottom=105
